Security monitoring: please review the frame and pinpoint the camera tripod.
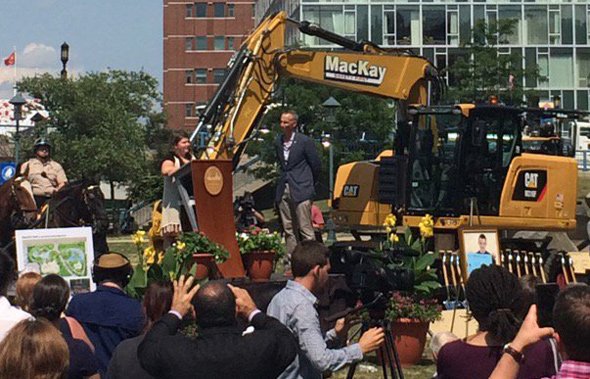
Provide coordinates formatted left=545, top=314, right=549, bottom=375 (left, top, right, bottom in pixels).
left=346, top=319, right=404, bottom=379
left=325, top=294, right=404, bottom=379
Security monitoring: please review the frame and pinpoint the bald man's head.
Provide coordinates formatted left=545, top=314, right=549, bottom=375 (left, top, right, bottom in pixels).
left=193, top=280, right=236, bottom=328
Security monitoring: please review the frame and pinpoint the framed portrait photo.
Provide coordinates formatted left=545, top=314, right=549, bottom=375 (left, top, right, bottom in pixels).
left=459, top=228, right=501, bottom=278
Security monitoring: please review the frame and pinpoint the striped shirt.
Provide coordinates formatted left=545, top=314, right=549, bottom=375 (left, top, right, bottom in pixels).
left=546, top=360, right=590, bottom=379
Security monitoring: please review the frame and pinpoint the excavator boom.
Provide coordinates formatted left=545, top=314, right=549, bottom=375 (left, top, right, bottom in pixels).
left=191, top=11, right=440, bottom=165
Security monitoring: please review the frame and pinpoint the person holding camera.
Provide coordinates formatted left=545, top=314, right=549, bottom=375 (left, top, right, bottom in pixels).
left=267, top=240, right=385, bottom=379
left=234, top=191, right=265, bottom=232
left=436, top=265, right=556, bottom=379
left=490, top=285, right=590, bottom=379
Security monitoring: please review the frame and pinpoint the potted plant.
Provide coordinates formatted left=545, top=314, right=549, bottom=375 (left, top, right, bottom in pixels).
left=376, top=213, right=442, bottom=367
left=237, top=227, right=285, bottom=281
left=126, top=230, right=230, bottom=298
left=171, top=231, right=230, bottom=280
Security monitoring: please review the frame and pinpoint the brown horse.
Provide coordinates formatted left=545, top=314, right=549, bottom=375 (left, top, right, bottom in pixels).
left=0, top=177, right=37, bottom=249
left=35, top=179, right=109, bottom=255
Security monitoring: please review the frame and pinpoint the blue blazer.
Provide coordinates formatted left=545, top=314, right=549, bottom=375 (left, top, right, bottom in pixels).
left=274, top=132, right=321, bottom=204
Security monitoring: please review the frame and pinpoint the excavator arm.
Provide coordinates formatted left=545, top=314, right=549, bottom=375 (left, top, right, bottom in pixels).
left=190, top=11, right=441, bottom=166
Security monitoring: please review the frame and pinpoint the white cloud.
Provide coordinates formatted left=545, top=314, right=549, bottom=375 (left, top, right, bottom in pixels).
left=21, top=43, right=58, bottom=68
left=0, top=43, right=81, bottom=98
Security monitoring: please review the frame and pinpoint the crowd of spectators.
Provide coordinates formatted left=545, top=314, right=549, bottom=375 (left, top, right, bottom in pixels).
left=0, top=244, right=589, bottom=379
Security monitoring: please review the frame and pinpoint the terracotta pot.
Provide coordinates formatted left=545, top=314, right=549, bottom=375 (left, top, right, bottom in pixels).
left=192, top=253, right=218, bottom=280
left=242, top=250, right=276, bottom=282
left=377, top=318, right=429, bottom=367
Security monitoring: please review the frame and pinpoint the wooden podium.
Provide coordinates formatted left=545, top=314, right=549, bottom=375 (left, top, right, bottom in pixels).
left=191, top=160, right=245, bottom=278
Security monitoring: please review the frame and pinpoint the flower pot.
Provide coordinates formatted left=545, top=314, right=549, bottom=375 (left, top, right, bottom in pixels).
left=242, top=250, right=276, bottom=282
left=377, top=318, right=429, bottom=367
left=192, top=253, right=218, bottom=280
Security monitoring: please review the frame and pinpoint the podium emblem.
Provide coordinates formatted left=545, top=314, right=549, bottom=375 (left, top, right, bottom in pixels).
left=203, top=166, right=223, bottom=196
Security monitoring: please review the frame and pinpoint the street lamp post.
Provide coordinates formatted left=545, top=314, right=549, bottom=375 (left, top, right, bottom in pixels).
left=61, top=42, right=69, bottom=79
left=9, top=93, right=27, bottom=165
left=322, top=96, right=341, bottom=244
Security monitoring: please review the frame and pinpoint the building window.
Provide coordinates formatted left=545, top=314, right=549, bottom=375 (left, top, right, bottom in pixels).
left=228, top=4, right=235, bottom=17
left=525, top=6, right=548, bottom=45
left=185, top=37, right=193, bottom=51
left=344, top=6, right=356, bottom=40
left=196, top=36, right=208, bottom=50
left=195, top=69, right=207, bottom=84
left=498, top=6, right=521, bottom=45
left=252, top=4, right=256, bottom=18
left=548, top=48, right=573, bottom=88
left=185, top=104, right=194, bottom=117
left=214, top=36, right=225, bottom=50
left=447, top=10, right=459, bottom=46
left=383, top=7, right=395, bottom=46
left=575, top=5, right=587, bottom=45
left=423, top=6, right=446, bottom=45
left=195, top=2, right=207, bottom=18
left=213, top=69, right=226, bottom=84
left=185, top=70, right=193, bottom=84
left=549, top=8, right=561, bottom=45
left=227, top=37, right=235, bottom=50
left=397, top=6, right=420, bottom=46
left=185, top=4, right=193, bottom=18
left=214, top=3, right=225, bottom=17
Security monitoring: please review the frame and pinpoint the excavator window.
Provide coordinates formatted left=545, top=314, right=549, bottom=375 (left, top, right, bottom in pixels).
left=459, top=109, right=520, bottom=215
left=408, top=113, right=461, bottom=214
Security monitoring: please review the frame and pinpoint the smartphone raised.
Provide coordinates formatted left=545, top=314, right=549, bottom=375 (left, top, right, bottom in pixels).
left=535, top=283, right=560, bottom=328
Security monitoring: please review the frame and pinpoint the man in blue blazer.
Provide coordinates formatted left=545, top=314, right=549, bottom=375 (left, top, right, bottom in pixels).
left=275, top=110, right=322, bottom=256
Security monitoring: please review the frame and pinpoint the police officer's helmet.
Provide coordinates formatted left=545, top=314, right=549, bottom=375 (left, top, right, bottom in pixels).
left=91, top=252, right=134, bottom=287
left=33, top=138, right=52, bottom=152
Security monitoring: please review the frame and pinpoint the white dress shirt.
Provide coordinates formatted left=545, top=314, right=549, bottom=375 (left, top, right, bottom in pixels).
left=0, top=296, right=32, bottom=341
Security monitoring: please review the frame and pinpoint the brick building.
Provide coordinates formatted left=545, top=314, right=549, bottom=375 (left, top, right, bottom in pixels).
left=163, top=0, right=256, bottom=130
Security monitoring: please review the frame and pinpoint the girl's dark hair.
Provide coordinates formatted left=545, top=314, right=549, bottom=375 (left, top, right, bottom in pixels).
left=170, top=131, right=189, bottom=148
left=466, top=265, right=524, bottom=344
left=143, top=281, right=174, bottom=331
left=30, top=274, right=70, bottom=322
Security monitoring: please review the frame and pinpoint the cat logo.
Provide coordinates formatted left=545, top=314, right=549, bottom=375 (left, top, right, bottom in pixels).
left=525, top=172, right=538, bottom=189
left=343, top=184, right=360, bottom=198
left=512, top=170, right=547, bottom=202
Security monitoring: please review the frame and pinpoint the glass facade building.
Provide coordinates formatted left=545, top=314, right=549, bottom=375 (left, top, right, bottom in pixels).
left=258, top=0, right=590, bottom=110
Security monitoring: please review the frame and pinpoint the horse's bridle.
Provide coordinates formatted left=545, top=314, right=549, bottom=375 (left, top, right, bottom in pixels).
left=35, top=184, right=107, bottom=233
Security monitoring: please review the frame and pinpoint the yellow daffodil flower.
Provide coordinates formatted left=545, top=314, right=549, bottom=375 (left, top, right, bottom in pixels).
left=419, top=214, right=434, bottom=238
left=389, top=233, right=399, bottom=243
left=176, top=241, right=186, bottom=251
left=157, top=251, right=165, bottom=265
left=144, top=246, right=156, bottom=265
left=383, top=214, right=397, bottom=228
left=132, top=230, right=147, bottom=246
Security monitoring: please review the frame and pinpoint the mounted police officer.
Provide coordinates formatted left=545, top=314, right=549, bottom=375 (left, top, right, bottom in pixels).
left=20, top=138, right=68, bottom=207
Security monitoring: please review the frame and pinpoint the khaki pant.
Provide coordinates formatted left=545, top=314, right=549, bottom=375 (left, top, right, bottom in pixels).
left=278, top=185, right=315, bottom=256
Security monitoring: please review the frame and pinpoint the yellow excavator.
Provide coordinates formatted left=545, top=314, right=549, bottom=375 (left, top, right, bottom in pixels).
left=332, top=103, right=578, bottom=235
left=173, top=11, right=580, bottom=279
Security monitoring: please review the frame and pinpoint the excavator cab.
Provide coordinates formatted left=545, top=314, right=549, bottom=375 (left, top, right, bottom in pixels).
left=399, top=104, right=522, bottom=218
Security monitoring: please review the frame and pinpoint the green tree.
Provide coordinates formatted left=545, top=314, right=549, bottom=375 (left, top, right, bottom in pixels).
left=17, top=70, right=167, bottom=202
left=445, top=19, right=543, bottom=105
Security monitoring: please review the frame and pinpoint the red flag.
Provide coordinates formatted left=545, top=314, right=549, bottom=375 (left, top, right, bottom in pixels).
left=4, top=51, right=15, bottom=66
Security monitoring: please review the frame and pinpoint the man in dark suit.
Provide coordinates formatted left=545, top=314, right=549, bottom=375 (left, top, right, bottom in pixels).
left=138, top=277, right=297, bottom=379
left=275, top=110, right=322, bottom=256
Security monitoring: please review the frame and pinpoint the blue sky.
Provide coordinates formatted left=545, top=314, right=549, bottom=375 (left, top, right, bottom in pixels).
left=0, top=0, right=162, bottom=99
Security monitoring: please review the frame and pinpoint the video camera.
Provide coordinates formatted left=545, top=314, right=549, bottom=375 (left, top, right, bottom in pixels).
left=330, top=244, right=415, bottom=308
left=234, top=192, right=258, bottom=231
